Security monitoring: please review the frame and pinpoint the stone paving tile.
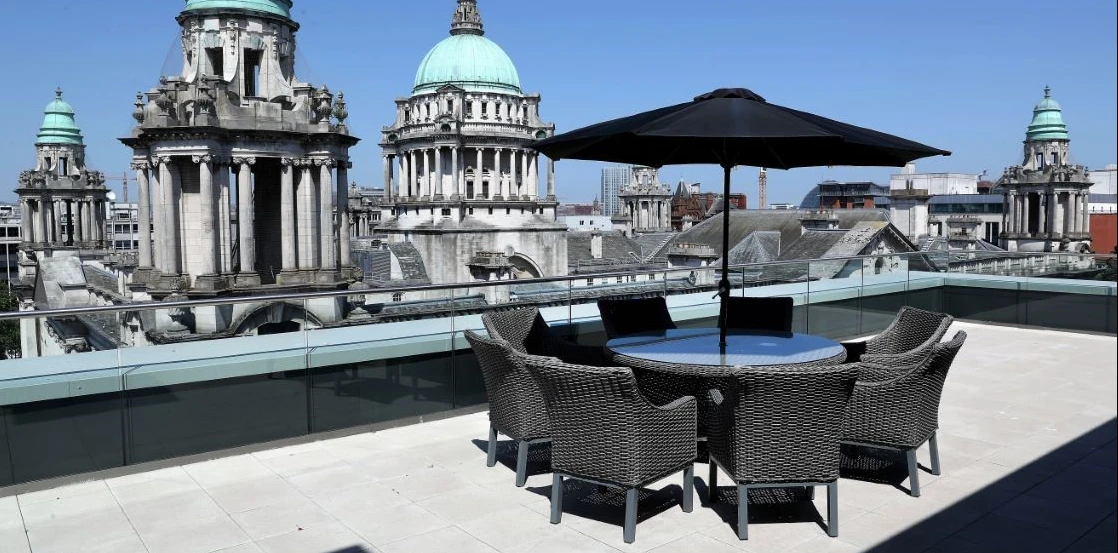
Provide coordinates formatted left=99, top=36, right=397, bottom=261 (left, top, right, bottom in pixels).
left=5, top=322, right=1116, bottom=553
left=230, top=501, right=337, bottom=541
left=254, top=521, right=377, bottom=553
left=378, top=526, right=498, bottom=553
left=335, top=502, right=451, bottom=547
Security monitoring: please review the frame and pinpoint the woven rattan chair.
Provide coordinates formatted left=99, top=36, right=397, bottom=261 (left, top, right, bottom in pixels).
left=706, top=364, right=858, bottom=540
left=482, top=307, right=608, bottom=366
left=723, top=296, right=794, bottom=332
left=841, top=330, right=967, bottom=497
left=597, top=296, right=677, bottom=339
left=522, top=357, right=697, bottom=544
left=841, top=306, right=953, bottom=364
left=464, top=330, right=551, bottom=487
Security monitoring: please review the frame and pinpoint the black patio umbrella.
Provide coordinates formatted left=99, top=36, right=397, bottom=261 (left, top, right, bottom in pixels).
left=532, top=88, right=950, bottom=348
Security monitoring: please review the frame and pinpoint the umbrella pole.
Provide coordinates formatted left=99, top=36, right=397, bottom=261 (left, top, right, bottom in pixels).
left=719, top=164, right=731, bottom=350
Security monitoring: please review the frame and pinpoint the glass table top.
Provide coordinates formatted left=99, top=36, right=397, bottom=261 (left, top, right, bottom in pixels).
left=606, top=328, right=846, bottom=367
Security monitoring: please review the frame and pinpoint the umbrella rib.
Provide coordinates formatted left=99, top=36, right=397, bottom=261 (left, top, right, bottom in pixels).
left=759, top=138, right=788, bottom=169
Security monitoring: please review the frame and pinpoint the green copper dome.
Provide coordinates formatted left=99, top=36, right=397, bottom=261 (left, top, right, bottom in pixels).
left=37, top=88, right=83, bottom=145
left=1026, top=86, right=1069, bottom=141
left=413, top=1, right=522, bottom=95
left=182, top=0, right=292, bottom=18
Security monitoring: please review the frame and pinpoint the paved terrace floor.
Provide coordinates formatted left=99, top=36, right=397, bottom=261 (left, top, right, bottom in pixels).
left=1, top=322, right=1115, bottom=553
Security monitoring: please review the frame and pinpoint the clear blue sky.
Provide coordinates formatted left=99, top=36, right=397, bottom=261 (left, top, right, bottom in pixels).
left=2, top=0, right=1115, bottom=206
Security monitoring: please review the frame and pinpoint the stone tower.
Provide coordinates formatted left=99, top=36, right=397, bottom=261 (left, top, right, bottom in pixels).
left=122, top=0, right=360, bottom=298
left=998, top=86, right=1092, bottom=252
left=378, top=0, right=566, bottom=286
left=617, top=166, right=673, bottom=232
left=16, top=89, right=110, bottom=274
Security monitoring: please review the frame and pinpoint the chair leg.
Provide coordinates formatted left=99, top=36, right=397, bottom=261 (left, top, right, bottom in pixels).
left=515, top=440, right=530, bottom=487
left=486, top=425, right=498, bottom=468
left=708, top=462, right=718, bottom=503
left=736, top=484, right=749, bottom=540
left=682, top=465, right=694, bottom=512
left=928, top=432, right=942, bottom=476
left=549, top=474, right=564, bottom=524
left=623, top=488, right=638, bottom=544
left=907, top=449, right=921, bottom=497
left=827, top=482, right=839, bottom=537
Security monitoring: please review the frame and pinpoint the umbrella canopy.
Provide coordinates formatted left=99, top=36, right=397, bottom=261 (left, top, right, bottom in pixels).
left=532, top=87, right=951, bottom=347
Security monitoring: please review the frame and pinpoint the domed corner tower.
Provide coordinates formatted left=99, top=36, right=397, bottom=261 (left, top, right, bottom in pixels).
left=376, top=0, right=566, bottom=287
left=121, top=0, right=361, bottom=302
left=998, top=86, right=1093, bottom=253
left=16, top=89, right=111, bottom=271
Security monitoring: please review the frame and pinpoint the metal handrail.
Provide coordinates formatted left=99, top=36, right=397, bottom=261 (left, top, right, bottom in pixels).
left=1, top=251, right=1110, bottom=322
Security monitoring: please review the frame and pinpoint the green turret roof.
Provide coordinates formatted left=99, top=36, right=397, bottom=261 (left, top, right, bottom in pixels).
left=413, top=1, right=521, bottom=95
left=37, top=88, right=83, bottom=145
left=182, top=0, right=292, bottom=18
left=1026, top=86, right=1069, bottom=141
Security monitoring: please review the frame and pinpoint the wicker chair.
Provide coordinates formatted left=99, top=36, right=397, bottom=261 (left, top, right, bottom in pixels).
left=464, top=330, right=552, bottom=487
left=724, top=296, right=794, bottom=332
left=522, top=356, right=697, bottom=544
left=482, top=307, right=608, bottom=366
left=706, top=364, right=858, bottom=540
left=841, top=330, right=967, bottom=497
left=597, top=296, right=677, bottom=339
left=841, top=306, right=953, bottom=364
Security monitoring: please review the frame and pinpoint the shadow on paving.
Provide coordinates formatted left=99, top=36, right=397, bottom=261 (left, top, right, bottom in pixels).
left=865, top=418, right=1117, bottom=553
left=470, top=438, right=552, bottom=480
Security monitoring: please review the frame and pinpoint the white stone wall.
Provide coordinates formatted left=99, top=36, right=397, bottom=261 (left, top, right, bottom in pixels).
left=400, top=227, right=567, bottom=285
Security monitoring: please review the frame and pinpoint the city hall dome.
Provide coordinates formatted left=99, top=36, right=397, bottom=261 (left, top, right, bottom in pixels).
left=413, top=1, right=522, bottom=95
left=37, top=89, right=83, bottom=145
left=182, top=0, right=292, bottom=18
left=1026, top=86, right=1069, bottom=141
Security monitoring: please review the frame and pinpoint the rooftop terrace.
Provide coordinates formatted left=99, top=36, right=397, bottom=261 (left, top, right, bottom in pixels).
left=1, top=321, right=1114, bottom=553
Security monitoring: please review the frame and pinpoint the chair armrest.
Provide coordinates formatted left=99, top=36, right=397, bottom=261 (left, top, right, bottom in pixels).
left=653, top=395, right=697, bottom=412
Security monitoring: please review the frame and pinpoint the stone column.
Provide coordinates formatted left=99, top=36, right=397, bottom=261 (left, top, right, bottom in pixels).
left=397, top=155, right=407, bottom=199
left=280, top=158, right=297, bottom=272
left=382, top=155, right=392, bottom=200
left=409, top=151, right=419, bottom=198
left=477, top=149, right=487, bottom=199
left=38, top=198, right=49, bottom=245
left=1082, top=193, right=1090, bottom=234
left=509, top=150, right=519, bottom=198
left=297, top=161, right=318, bottom=269
left=194, top=154, right=218, bottom=277
left=337, top=161, right=352, bottom=267
left=132, top=161, right=153, bottom=267
left=547, top=158, right=556, bottom=200
left=234, top=158, right=256, bottom=277
left=217, top=161, right=232, bottom=273
left=19, top=200, right=31, bottom=243
left=319, top=159, right=337, bottom=271
left=494, top=148, right=504, bottom=199
left=434, top=147, right=443, bottom=199
left=157, top=157, right=181, bottom=273
left=451, top=147, right=460, bottom=198
left=529, top=153, right=539, bottom=199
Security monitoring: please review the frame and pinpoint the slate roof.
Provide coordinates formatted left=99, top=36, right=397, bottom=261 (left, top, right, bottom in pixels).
left=632, top=232, right=677, bottom=260
left=385, top=242, right=430, bottom=283
left=666, top=209, right=891, bottom=261
left=567, top=231, right=644, bottom=266
left=725, top=230, right=781, bottom=265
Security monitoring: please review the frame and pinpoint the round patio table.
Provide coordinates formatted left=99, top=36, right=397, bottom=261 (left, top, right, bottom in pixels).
left=606, top=328, right=846, bottom=372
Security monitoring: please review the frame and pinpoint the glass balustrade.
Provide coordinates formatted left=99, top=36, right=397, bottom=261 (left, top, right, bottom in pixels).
left=0, top=251, right=1113, bottom=487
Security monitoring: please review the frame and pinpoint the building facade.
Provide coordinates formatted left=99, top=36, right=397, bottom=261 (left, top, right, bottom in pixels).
left=998, top=87, right=1093, bottom=253
left=377, top=0, right=566, bottom=286
left=122, top=0, right=359, bottom=301
left=600, top=166, right=630, bottom=216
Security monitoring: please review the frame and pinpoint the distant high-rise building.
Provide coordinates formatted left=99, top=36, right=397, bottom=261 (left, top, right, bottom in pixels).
left=601, top=166, right=630, bottom=215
